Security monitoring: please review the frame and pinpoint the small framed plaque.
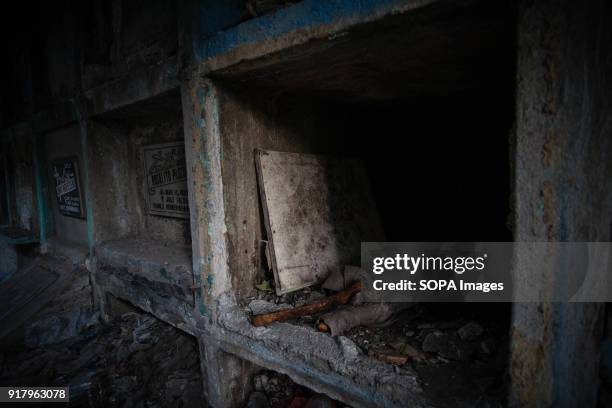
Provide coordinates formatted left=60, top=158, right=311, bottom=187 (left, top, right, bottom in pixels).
left=51, top=157, right=85, bottom=218
left=142, top=142, right=189, bottom=219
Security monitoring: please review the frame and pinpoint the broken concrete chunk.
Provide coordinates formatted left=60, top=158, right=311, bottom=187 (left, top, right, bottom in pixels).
left=248, top=299, right=292, bottom=315
left=457, top=322, right=484, bottom=341
left=338, top=336, right=362, bottom=360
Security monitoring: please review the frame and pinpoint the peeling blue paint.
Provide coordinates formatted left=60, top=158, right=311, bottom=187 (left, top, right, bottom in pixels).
left=195, top=0, right=412, bottom=62
left=206, top=273, right=214, bottom=295
left=160, top=267, right=176, bottom=284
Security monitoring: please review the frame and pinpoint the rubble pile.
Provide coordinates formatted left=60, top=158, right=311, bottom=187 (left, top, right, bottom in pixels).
left=344, top=304, right=502, bottom=366
left=24, top=270, right=99, bottom=348
left=247, top=273, right=509, bottom=405
left=0, top=312, right=202, bottom=407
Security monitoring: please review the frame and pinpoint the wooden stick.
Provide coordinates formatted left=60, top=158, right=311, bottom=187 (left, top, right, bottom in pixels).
left=368, top=348, right=409, bottom=365
left=251, top=281, right=362, bottom=327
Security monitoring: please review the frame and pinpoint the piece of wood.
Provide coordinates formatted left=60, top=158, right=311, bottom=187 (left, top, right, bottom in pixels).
left=317, top=321, right=330, bottom=332
left=251, top=281, right=362, bottom=327
left=368, top=348, right=409, bottom=365
left=255, top=150, right=384, bottom=294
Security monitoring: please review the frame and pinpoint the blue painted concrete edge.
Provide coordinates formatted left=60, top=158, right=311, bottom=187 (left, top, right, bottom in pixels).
left=196, top=0, right=420, bottom=62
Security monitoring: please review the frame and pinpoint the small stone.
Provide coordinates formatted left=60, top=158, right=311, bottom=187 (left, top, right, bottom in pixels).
left=457, top=322, right=484, bottom=341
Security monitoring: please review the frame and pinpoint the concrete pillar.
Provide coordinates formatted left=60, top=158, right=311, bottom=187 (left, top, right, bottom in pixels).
left=511, top=0, right=612, bottom=406
left=181, top=72, right=255, bottom=407
left=198, top=337, right=257, bottom=407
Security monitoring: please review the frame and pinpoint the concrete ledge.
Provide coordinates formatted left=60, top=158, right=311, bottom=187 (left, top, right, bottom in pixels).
left=96, top=264, right=198, bottom=336
left=83, top=58, right=180, bottom=118
left=94, top=237, right=196, bottom=335
left=0, top=227, right=38, bottom=245
left=210, top=297, right=428, bottom=408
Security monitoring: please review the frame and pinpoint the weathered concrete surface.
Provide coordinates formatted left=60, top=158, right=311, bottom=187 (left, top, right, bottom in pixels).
left=210, top=294, right=427, bottom=408
left=217, top=85, right=319, bottom=303
left=96, top=237, right=194, bottom=306
left=5, top=0, right=611, bottom=406
left=511, top=0, right=612, bottom=406
left=84, top=59, right=180, bottom=118
left=196, top=0, right=443, bottom=73
left=88, top=116, right=190, bottom=246
left=181, top=76, right=233, bottom=320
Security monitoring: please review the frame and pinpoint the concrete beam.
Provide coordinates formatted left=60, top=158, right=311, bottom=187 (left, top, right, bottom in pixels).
left=196, top=0, right=443, bottom=73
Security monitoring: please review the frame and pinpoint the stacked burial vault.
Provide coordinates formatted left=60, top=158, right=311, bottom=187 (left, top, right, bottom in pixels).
left=1, top=0, right=611, bottom=407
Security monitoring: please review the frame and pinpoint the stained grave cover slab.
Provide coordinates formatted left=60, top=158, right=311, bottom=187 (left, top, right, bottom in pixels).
left=256, top=150, right=384, bottom=295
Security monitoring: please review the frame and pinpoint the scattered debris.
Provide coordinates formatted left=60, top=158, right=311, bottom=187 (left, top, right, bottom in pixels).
left=368, top=348, right=409, bottom=365
left=252, top=371, right=294, bottom=407
left=0, top=311, right=202, bottom=407
left=251, top=281, right=362, bottom=327
left=250, top=370, right=348, bottom=408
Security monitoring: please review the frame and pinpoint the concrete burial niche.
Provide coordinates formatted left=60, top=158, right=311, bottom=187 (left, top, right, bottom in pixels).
left=0, top=128, right=40, bottom=280
left=204, top=1, right=517, bottom=406
left=87, top=90, right=196, bottom=320
left=44, top=124, right=88, bottom=247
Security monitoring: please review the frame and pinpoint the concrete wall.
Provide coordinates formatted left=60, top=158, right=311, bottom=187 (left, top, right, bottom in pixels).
left=218, top=85, right=321, bottom=302
left=511, top=0, right=612, bottom=406
left=88, top=115, right=190, bottom=247
left=44, top=124, right=88, bottom=247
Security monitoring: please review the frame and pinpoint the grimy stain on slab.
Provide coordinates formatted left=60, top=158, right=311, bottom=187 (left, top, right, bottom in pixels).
left=256, top=149, right=384, bottom=295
